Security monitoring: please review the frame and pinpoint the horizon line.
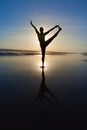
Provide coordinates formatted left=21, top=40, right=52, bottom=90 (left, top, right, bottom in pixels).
left=0, top=48, right=78, bottom=53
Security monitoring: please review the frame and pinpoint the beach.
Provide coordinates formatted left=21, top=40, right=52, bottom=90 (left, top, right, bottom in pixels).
left=0, top=54, right=87, bottom=129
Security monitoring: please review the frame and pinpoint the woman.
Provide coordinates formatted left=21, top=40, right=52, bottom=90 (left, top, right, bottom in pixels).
left=30, top=21, right=62, bottom=67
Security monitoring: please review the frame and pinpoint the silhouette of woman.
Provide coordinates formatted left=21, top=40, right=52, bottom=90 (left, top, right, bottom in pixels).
left=30, top=21, right=62, bottom=67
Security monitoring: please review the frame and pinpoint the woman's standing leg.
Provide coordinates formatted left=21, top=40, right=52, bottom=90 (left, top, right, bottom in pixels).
left=41, top=47, right=46, bottom=67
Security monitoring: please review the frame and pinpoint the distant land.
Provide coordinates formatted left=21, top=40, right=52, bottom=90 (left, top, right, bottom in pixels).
left=81, top=52, right=87, bottom=56
left=0, top=48, right=86, bottom=56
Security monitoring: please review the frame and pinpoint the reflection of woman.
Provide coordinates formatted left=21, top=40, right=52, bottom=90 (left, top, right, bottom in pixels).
left=35, top=68, right=58, bottom=104
left=30, top=21, right=62, bottom=67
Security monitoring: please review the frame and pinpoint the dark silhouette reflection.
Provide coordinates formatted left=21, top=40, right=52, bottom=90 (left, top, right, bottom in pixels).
left=35, top=68, right=58, bottom=105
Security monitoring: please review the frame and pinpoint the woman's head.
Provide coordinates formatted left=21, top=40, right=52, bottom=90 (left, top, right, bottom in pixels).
left=40, top=27, right=44, bottom=33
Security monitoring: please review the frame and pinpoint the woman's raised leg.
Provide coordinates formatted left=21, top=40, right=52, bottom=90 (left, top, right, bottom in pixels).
left=45, top=27, right=62, bottom=47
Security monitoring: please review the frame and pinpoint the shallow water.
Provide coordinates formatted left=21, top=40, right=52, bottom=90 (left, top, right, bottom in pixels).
left=0, top=54, right=87, bottom=129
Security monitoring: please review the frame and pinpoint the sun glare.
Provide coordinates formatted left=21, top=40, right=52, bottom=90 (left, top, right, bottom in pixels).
left=36, top=55, right=49, bottom=72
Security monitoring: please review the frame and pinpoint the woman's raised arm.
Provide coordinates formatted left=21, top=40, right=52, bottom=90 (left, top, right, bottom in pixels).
left=30, top=21, right=39, bottom=34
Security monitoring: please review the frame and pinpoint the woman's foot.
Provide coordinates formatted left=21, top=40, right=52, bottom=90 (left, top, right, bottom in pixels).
left=40, top=66, right=45, bottom=68
left=40, top=62, right=45, bottom=68
left=58, top=25, right=62, bottom=31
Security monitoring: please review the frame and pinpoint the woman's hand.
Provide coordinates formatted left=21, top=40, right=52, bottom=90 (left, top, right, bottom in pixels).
left=30, top=20, right=33, bottom=25
left=55, top=25, right=59, bottom=28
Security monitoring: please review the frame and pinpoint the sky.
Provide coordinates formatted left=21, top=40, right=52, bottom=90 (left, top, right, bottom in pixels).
left=0, top=0, right=87, bottom=52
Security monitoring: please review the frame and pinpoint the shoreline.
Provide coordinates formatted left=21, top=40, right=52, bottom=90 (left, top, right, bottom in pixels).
left=0, top=49, right=78, bottom=56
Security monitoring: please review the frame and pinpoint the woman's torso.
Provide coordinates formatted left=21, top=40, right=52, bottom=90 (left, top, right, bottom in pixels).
left=38, top=33, right=45, bottom=47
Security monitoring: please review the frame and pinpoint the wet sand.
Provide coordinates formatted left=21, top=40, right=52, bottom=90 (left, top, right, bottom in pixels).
left=0, top=54, right=87, bottom=129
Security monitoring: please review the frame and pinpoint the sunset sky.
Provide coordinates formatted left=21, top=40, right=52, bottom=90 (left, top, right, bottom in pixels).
left=0, top=0, right=87, bottom=52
